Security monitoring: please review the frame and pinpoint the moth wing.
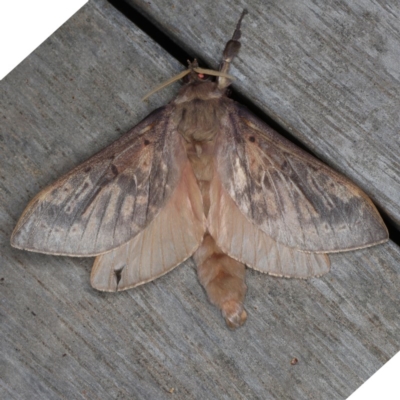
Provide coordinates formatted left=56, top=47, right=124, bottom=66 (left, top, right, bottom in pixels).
left=91, top=161, right=206, bottom=291
left=11, top=106, right=187, bottom=256
left=215, top=103, right=388, bottom=252
left=208, top=173, right=330, bottom=278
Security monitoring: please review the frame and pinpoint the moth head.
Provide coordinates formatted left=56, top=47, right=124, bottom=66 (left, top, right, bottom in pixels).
left=142, top=9, right=247, bottom=101
left=141, top=64, right=235, bottom=102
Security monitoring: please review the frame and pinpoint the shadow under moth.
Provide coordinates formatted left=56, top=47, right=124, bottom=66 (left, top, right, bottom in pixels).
left=11, top=11, right=388, bottom=329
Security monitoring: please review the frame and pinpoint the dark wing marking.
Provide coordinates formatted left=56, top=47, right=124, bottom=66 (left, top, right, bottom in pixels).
left=11, top=106, right=187, bottom=256
left=215, top=102, right=388, bottom=252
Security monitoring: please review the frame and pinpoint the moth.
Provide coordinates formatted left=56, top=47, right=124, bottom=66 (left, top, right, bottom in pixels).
left=11, top=11, right=388, bottom=329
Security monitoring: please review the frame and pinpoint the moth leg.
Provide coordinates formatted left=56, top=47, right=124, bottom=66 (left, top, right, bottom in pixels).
left=193, top=234, right=247, bottom=329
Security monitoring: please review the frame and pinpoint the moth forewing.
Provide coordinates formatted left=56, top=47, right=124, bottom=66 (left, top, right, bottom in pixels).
left=214, top=103, right=389, bottom=253
left=11, top=107, right=187, bottom=256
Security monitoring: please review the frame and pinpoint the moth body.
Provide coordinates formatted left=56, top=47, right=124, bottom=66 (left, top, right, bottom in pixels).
left=173, top=81, right=248, bottom=328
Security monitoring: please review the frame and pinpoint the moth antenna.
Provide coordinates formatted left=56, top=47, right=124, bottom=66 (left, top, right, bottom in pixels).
left=193, top=67, right=235, bottom=81
left=218, top=9, right=248, bottom=90
left=142, top=68, right=235, bottom=101
left=141, top=69, right=191, bottom=101
left=142, top=67, right=236, bottom=101
left=231, top=8, right=248, bottom=41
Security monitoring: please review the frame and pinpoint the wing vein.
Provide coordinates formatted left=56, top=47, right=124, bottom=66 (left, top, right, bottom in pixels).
left=94, top=190, right=113, bottom=249
left=280, top=155, right=316, bottom=245
left=266, top=168, right=291, bottom=246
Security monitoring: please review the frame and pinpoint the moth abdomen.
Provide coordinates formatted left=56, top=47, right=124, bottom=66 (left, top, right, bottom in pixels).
left=193, top=234, right=247, bottom=329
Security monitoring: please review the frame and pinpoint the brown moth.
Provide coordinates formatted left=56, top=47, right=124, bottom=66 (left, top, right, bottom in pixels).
left=11, top=11, right=388, bottom=329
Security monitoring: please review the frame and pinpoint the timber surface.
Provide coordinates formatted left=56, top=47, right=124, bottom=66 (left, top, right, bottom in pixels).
left=1, top=0, right=399, bottom=399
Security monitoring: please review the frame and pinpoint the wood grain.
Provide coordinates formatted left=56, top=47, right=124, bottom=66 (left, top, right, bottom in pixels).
left=1, top=0, right=400, bottom=399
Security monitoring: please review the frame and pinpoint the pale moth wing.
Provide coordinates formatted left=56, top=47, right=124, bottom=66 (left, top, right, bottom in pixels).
left=91, top=160, right=206, bottom=291
left=208, top=172, right=330, bottom=278
left=11, top=107, right=187, bottom=256
left=214, top=103, right=389, bottom=253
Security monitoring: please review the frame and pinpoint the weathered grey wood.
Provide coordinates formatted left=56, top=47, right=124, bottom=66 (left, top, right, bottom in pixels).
left=127, top=0, right=400, bottom=230
left=1, top=0, right=400, bottom=399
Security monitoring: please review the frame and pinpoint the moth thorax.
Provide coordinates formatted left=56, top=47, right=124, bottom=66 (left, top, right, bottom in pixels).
left=175, top=97, right=225, bottom=143
left=175, top=81, right=223, bottom=102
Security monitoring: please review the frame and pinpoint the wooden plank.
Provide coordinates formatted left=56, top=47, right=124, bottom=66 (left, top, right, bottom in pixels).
left=126, top=0, right=400, bottom=230
left=1, top=0, right=400, bottom=399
